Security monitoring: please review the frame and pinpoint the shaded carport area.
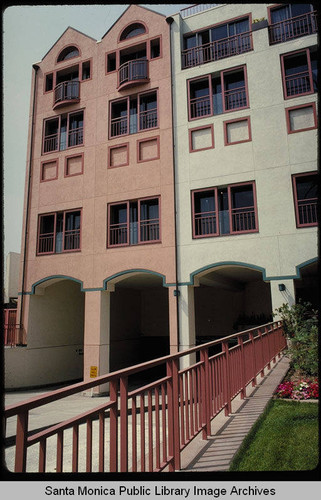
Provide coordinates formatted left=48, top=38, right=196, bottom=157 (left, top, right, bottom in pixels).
left=107, top=272, right=170, bottom=379
left=193, top=264, right=273, bottom=347
left=295, top=260, right=318, bottom=309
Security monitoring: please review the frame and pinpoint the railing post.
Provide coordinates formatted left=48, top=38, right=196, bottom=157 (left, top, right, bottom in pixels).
left=166, top=358, right=180, bottom=471
left=200, top=347, right=211, bottom=438
left=238, top=336, right=246, bottom=399
left=15, top=411, right=28, bottom=472
left=249, top=331, right=257, bottom=387
left=222, top=341, right=231, bottom=416
left=120, top=376, right=128, bottom=472
left=259, top=330, right=265, bottom=377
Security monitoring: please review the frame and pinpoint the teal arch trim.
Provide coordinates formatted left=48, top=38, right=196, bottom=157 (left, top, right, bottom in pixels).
left=103, top=269, right=174, bottom=289
left=295, top=257, right=318, bottom=279
left=188, top=261, right=268, bottom=286
left=29, top=275, right=85, bottom=295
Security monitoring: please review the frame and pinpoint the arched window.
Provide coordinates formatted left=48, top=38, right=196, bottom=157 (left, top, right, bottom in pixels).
left=120, top=23, right=146, bottom=41
left=57, top=46, right=79, bottom=62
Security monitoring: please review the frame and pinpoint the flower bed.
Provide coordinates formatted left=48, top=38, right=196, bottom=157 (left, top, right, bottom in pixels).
left=275, top=379, right=318, bottom=400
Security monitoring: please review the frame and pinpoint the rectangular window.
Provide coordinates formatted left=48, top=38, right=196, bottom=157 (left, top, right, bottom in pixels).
left=292, top=173, right=318, bottom=227
left=43, top=111, right=84, bottom=154
left=188, top=66, right=248, bottom=120
left=192, top=182, right=257, bottom=238
left=150, top=37, right=161, bottom=59
left=281, top=48, right=317, bottom=99
left=107, top=52, right=117, bottom=73
left=37, top=209, right=81, bottom=255
left=81, top=60, right=91, bottom=80
left=109, top=91, right=158, bottom=138
left=45, top=73, right=54, bottom=92
left=108, top=197, right=160, bottom=247
left=286, top=103, right=317, bottom=133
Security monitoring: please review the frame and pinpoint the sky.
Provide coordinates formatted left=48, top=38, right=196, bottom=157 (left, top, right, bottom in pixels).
left=3, top=3, right=191, bottom=262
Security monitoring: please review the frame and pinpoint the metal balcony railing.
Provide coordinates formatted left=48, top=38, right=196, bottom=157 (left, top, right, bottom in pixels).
left=269, top=11, right=317, bottom=45
left=54, top=81, right=80, bottom=108
left=4, top=321, right=286, bottom=472
left=118, top=59, right=148, bottom=89
left=298, top=199, right=318, bottom=226
left=4, top=309, right=18, bottom=346
left=182, top=32, right=252, bottom=69
left=285, top=70, right=312, bottom=97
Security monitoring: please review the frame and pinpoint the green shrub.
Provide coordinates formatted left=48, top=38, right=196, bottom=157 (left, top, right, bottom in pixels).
left=275, top=301, right=318, bottom=377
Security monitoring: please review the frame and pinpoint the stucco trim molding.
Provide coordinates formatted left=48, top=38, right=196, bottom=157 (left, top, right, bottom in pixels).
left=103, top=268, right=175, bottom=290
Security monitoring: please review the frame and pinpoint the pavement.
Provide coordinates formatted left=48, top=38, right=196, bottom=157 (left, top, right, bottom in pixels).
left=3, top=354, right=290, bottom=473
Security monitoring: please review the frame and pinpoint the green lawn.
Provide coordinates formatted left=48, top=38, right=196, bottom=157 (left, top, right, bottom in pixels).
left=229, top=399, right=319, bottom=471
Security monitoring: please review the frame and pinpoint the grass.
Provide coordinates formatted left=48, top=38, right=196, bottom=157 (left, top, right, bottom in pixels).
left=229, top=399, right=319, bottom=471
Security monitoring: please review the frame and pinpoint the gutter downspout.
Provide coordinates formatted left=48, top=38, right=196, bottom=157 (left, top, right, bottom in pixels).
left=166, top=16, right=180, bottom=353
left=19, top=63, right=39, bottom=342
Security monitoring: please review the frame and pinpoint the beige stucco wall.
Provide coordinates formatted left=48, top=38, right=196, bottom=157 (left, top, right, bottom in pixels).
left=171, top=4, right=318, bottom=285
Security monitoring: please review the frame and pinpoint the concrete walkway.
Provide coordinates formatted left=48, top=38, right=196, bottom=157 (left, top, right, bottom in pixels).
left=181, top=355, right=290, bottom=472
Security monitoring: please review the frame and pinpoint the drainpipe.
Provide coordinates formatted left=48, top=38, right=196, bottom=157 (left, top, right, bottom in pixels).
left=19, top=63, right=39, bottom=342
left=166, top=16, right=180, bottom=352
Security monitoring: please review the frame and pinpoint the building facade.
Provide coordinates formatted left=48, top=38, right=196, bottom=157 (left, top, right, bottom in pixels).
left=6, top=4, right=318, bottom=389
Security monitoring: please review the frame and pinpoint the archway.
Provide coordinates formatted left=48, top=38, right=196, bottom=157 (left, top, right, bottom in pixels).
left=295, top=260, right=318, bottom=309
left=192, top=263, right=273, bottom=345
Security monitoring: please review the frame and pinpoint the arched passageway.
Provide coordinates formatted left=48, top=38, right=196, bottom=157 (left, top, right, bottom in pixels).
left=26, top=277, right=85, bottom=385
left=108, top=272, right=170, bottom=374
left=295, top=260, right=318, bottom=309
left=193, top=265, right=273, bottom=344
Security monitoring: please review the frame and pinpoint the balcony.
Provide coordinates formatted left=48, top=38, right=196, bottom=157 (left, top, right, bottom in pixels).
left=268, top=11, right=317, bottom=45
left=182, top=32, right=252, bottom=69
left=118, top=59, right=149, bottom=90
left=53, top=80, right=80, bottom=109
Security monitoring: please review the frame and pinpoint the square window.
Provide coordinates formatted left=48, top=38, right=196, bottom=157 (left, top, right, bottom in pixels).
left=65, top=154, right=84, bottom=176
left=286, top=103, right=317, bottom=133
left=189, top=125, right=214, bottom=152
left=137, top=137, right=159, bottom=162
left=40, top=160, right=58, bottom=182
left=224, top=117, right=251, bottom=145
left=108, top=144, right=129, bottom=168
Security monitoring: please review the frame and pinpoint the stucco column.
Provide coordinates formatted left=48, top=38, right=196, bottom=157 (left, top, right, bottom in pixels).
left=168, top=287, right=179, bottom=354
left=270, top=279, right=296, bottom=318
left=178, top=285, right=196, bottom=369
left=83, top=290, right=111, bottom=395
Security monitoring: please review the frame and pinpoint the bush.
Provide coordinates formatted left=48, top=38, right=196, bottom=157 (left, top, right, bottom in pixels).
left=275, top=301, right=318, bottom=377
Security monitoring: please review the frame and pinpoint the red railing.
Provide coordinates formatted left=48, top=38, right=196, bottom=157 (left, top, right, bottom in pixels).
left=43, top=133, right=58, bottom=153
left=298, top=199, right=318, bottom=226
left=285, top=71, right=311, bottom=97
left=182, top=32, right=252, bottom=69
left=118, top=59, right=148, bottom=88
left=4, top=309, right=17, bottom=346
left=269, top=11, right=317, bottom=45
left=4, top=321, right=286, bottom=473
left=194, top=211, right=217, bottom=236
left=190, top=95, right=211, bottom=119
left=224, top=85, right=247, bottom=111
left=231, top=207, right=256, bottom=232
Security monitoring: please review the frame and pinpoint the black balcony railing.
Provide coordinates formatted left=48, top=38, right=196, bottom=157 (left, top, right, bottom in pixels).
left=118, top=59, right=148, bottom=88
left=54, top=81, right=80, bottom=107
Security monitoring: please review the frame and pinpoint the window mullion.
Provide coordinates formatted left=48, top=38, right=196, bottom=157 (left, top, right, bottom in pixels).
left=227, top=185, right=233, bottom=234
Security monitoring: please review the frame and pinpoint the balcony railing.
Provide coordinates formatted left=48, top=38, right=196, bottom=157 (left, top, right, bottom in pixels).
left=285, top=70, right=311, bottom=97
left=64, top=229, right=81, bottom=251
left=190, top=95, right=211, bottom=119
left=53, top=81, right=80, bottom=109
left=298, top=199, right=318, bottom=226
left=43, top=133, right=58, bottom=153
left=110, top=108, right=157, bottom=138
left=224, top=85, right=247, bottom=111
left=180, top=4, right=220, bottom=18
left=4, top=322, right=286, bottom=472
left=68, top=127, right=83, bottom=147
left=269, top=11, right=317, bottom=45
left=140, top=218, right=160, bottom=242
left=38, top=232, right=55, bottom=254
left=231, top=207, right=256, bottom=233
left=194, top=211, right=217, bottom=237
left=118, top=59, right=149, bottom=89
left=4, top=309, right=17, bottom=346
left=182, top=32, right=252, bottom=69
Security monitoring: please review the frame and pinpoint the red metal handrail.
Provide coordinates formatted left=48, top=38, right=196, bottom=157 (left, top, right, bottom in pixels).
left=269, top=11, right=317, bottom=45
left=4, top=321, right=286, bottom=473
